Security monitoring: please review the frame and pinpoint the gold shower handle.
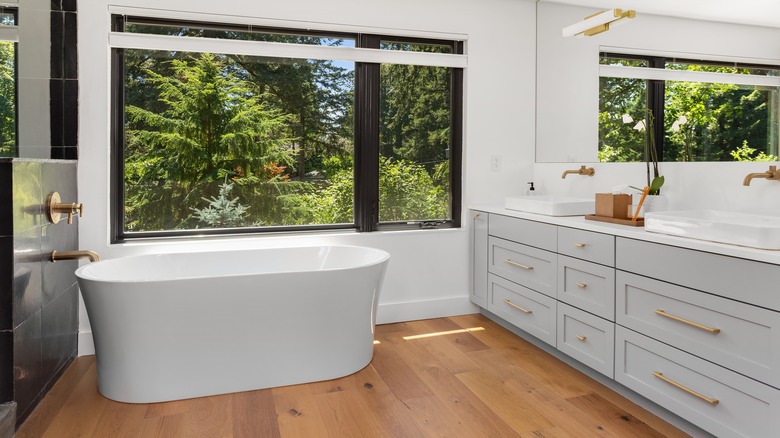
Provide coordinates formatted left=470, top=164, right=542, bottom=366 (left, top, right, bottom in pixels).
left=46, top=192, right=84, bottom=224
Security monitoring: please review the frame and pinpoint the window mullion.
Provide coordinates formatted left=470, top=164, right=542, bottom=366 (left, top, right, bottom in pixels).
left=648, top=56, right=665, bottom=163
left=355, top=35, right=380, bottom=232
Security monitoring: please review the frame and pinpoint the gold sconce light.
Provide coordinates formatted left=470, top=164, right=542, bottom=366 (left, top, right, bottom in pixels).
left=562, top=8, right=636, bottom=38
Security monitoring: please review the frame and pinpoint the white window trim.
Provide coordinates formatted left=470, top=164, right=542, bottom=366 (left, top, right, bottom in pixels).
left=109, top=5, right=467, bottom=46
left=600, top=64, right=780, bottom=88
left=600, top=46, right=780, bottom=67
left=0, top=25, right=17, bottom=43
left=110, top=32, right=467, bottom=68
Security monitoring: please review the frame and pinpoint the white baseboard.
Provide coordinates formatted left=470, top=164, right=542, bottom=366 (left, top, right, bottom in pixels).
left=77, top=297, right=478, bottom=357
left=78, top=331, right=95, bottom=356
left=376, top=296, right=478, bottom=324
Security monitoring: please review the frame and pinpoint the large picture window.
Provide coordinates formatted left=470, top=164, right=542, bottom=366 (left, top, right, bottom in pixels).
left=110, top=15, right=464, bottom=240
left=599, top=52, right=780, bottom=163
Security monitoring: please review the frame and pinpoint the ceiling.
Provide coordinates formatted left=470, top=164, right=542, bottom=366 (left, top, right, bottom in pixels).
left=539, top=0, right=780, bottom=29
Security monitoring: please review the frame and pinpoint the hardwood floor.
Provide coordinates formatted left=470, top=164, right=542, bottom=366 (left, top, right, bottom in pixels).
left=16, top=314, right=690, bottom=437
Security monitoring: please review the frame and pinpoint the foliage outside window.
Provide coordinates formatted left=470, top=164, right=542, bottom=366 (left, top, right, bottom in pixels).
left=112, top=17, right=463, bottom=240
left=0, top=8, right=16, bottom=157
left=599, top=53, right=780, bottom=163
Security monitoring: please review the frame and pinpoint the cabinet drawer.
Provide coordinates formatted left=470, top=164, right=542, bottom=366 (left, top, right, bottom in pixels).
left=616, top=327, right=780, bottom=438
left=487, top=274, right=556, bottom=346
left=558, top=255, right=615, bottom=320
left=489, top=236, right=557, bottom=297
left=616, top=271, right=780, bottom=388
left=557, top=302, right=614, bottom=378
left=489, top=214, right=556, bottom=252
left=557, top=227, right=614, bottom=266
left=616, top=237, right=780, bottom=310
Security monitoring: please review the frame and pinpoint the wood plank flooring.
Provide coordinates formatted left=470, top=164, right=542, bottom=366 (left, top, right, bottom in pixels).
left=16, top=314, right=690, bottom=437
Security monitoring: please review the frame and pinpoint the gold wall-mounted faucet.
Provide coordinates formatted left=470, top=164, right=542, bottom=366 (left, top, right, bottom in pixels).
left=561, top=165, right=595, bottom=179
left=743, top=165, right=780, bottom=186
left=46, top=192, right=83, bottom=224
left=51, top=250, right=100, bottom=263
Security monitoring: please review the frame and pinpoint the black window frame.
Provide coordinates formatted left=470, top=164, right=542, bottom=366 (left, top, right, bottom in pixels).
left=600, top=51, right=780, bottom=163
left=110, top=16, right=463, bottom=242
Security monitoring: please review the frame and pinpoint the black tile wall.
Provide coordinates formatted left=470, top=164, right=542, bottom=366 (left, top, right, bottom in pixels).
left=0, top=0, right=80, bottom=425
left=49, top=80, right=64, bottom=148
left=0, top=161, right=11, bottom=237
left=0, top=237, right=11, bottom=332
left=64, top=13, right=78, bottom=80
left=0, top=331, right=11, bottom=403
left=12, top=310, right=41, bottom=421
left=49, top=12, right=64, bottom=81
left=40, top=284, right=77, bottom=383
left=7, top=159, right=78, bottom=426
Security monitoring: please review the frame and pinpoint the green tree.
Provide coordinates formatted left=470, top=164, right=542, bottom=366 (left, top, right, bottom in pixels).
left=124, top=52, right=296, bottom=231
left=0, top=41, right=15, bottom=156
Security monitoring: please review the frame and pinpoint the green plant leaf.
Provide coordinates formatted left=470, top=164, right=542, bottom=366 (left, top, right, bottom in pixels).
left=649, top=175, right=665, bottom=195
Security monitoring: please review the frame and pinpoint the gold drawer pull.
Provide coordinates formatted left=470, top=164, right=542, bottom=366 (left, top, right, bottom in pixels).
left=576, top=282, right=588, bottom=288
left=653, top=372, right=720, bottom=406
left=504, top=259, right=533, bottom=270
left=503, top=299, right=533, bottom=314
left=655, top=309, right=721, bottom=334
left=576, top=335, right=587, bottom=342
left=575, top=243, right=587, bottom=248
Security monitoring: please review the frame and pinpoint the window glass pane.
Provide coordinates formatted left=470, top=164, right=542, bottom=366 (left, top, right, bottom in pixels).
left=124, top=21, right=355, bottom=47
left=379, top=62, right=452, bottom=222
left=380, top=41, right=452, bottom=54
left=665, top=80, right=779, bottom=161
left=598, top=76, right=647, bottom=162
left=122, top=48, right=354, bottom=233
left=0, top=12, right=15, bottom=26
left=599, top=56, right=649, bottom=67
left=0, top=41, right=14, bottom=157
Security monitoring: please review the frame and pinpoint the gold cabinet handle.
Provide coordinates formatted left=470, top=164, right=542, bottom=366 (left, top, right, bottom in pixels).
left=576, top=282, right=588, bottom=288
left=503, top=299, right=533, bottom=314
left=504, top=259, right=533, bottom=270
left=653, top=372, right=719, bottom=405
left=576, top=335, right=587, bottom=342
left=655, top=309, right=721, bottom=334
left=575, top=243, right=587, bottom=248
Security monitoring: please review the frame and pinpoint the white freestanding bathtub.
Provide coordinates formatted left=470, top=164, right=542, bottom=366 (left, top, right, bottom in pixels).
left=75, top=245, right=390, bottom=403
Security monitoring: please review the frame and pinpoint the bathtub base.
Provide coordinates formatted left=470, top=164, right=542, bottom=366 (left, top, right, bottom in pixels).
left=78, top=247, right=389, bottom=404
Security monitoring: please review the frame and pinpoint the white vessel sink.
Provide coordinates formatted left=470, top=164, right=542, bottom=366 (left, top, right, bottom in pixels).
left=504, top=195, right=594, bottom=216
left=644, top=210, right=780, bottom=250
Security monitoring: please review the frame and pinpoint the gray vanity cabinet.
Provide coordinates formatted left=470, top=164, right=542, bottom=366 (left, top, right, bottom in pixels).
left=470, top=210, right=780, bottom=437
left=615, top=237, right=780, bottom=438
left=470, top=210, right=488, bottom=307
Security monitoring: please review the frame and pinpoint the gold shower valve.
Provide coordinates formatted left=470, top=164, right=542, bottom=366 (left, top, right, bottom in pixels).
left=46, top=192, right=83, bottom=224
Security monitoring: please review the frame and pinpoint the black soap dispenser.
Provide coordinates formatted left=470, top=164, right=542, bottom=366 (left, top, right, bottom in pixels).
left=526, top=182, right=535, bottom=196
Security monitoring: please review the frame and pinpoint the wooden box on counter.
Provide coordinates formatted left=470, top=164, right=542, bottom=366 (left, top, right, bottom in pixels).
left=595, top=193, right=632, bottom=219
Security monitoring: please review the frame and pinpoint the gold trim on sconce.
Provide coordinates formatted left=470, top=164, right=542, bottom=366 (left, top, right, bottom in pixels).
left=743, top=165, right=780, bottom=186
left=46, top=192, right=83, bottom=224
left=562, top=8, right=636, bottom=38
left=561, top=165, right=595, bottom=179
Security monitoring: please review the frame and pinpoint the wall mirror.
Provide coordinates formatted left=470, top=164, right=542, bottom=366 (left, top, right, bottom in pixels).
left=535, top=2, right=780, bottom=163
left=0, top=0, right=77, bottom=160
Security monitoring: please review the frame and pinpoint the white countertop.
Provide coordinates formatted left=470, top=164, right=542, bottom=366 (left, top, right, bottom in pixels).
left=471, top=203, right=780, bottom=266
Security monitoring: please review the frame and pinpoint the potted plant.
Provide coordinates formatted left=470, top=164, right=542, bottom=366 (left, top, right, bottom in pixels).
left=622, top=110, right=665, bottom=195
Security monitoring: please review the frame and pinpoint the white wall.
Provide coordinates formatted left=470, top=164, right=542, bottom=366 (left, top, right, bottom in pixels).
left=77, top=0, right=538, bottom=354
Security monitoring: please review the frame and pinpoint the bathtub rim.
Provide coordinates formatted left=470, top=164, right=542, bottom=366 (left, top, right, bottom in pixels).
left=75, top=244, right=391, bottom=283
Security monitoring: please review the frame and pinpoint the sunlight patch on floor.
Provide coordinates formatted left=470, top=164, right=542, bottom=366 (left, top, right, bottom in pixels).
left=402, top=327, right=485, bottom=340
